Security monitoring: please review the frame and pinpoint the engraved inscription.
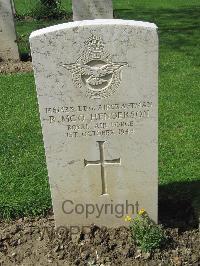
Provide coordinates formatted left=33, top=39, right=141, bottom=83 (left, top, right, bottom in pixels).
left=44, top=101, right=153, bottom=139
left=62, top=35, right=127, bottom=99
left=84, top=141, right=121, bottom=195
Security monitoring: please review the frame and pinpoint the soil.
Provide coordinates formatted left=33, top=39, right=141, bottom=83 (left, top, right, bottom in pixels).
left=0, top=215, right=199, bottom=266
left=0, top=60, right=32, bottom=74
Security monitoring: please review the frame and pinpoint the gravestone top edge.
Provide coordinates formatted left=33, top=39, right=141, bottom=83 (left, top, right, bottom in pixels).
left=29, top=19, right=157, bottom=40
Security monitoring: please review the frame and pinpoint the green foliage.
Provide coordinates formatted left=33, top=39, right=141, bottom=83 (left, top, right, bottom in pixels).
left=14, top=0, right=72, bottom=17
left=130, top=212, right=167, bottom=252
left=31, top=0, right=67, bottom=19
left=40, top=0, right=60, bottom=9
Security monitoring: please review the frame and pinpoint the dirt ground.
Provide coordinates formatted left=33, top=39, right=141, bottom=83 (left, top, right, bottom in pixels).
left=0, top=60, right=32, bottom=74
left=0, top=214, right=199, bottom=266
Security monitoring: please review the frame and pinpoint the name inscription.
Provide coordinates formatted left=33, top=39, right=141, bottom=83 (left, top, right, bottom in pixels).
left=44, top=101, right=153, bottom=138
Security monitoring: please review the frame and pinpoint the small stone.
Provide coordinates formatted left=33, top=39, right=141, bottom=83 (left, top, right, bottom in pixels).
left=191, top=254, right=198, bottom=262
left=53, top=245, right=59, bottom=252
left=11, top=240, right=18, bottom=246
left=24, top=227, right=31, bottom=234
left=10, top=225, right=18, bottom=234
left=135, top=250, right=142, bottom=259
left=81, top=251, right=90, bottom=260
left=172, top=249, right=178, bottom=256
left=1, top=233, right=10, bottom=240
left=104, top=257, right=110, bottom=263
left=173, top=256, right=182, bottom=266
left=58, top=251, right=65, bottom=260
left=143, top=252, right=151, bottom=260
left=34, top=228, right=40, bottom=233
left=47, top=253, right=52, bottom=258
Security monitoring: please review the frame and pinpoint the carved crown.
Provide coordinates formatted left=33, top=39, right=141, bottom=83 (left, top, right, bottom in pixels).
left=85, top=34, right=105, bottom=55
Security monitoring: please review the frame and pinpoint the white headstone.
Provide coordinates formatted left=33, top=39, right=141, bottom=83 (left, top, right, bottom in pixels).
left=0, top=0, right=19, bottom=61
left=30, top=20, right=158, bottom=227
left=72, top=0, right=113, bottom=21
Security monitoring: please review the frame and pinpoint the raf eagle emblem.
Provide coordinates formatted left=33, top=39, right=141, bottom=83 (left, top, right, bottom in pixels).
left=62, top=35, right=128, bottom=99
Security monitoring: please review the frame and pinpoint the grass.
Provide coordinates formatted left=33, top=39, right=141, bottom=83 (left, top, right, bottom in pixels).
left=0, top=0, right=199, bottom=219
left=0, top=74, right=51, bottom=218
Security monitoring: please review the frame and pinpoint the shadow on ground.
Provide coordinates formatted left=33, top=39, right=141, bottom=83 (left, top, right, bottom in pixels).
left=158, top=180, right=200, bottom=230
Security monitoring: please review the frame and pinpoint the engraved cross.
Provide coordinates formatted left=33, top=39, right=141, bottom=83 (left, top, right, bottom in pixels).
left=84, top=141, right=121, bottom=195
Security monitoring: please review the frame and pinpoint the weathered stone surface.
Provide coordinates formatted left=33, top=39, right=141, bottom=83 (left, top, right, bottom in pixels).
left=30, top=20, right=158, bottom=227
left=0, top=0, right=19, bottom=61
left=72, top=0, right=113, bottom=21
